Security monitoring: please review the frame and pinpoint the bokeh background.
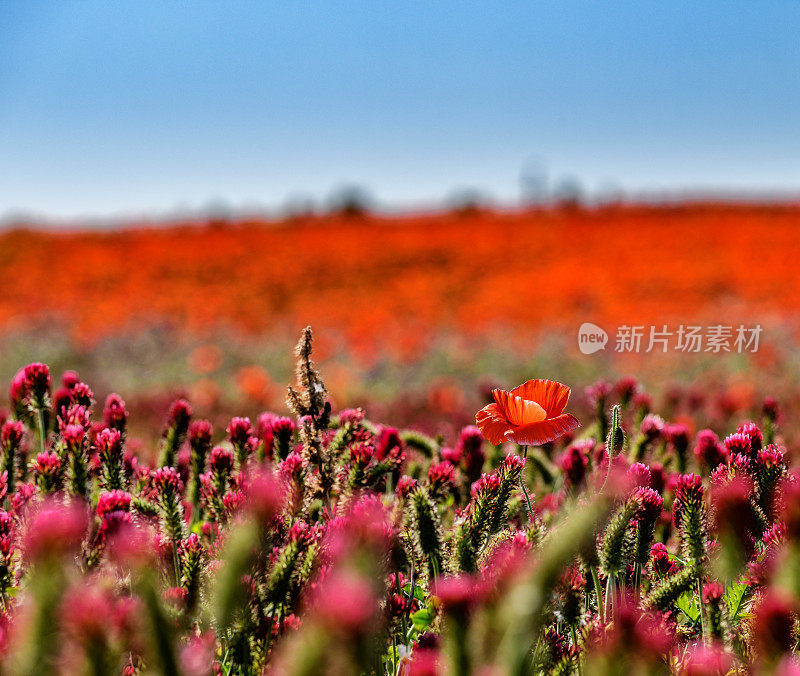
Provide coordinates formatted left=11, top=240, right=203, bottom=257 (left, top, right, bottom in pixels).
left=2, top=1, right=800, bottom=441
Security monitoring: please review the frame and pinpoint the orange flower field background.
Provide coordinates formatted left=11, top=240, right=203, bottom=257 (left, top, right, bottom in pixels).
left=1, top=203, right=799, bottom=349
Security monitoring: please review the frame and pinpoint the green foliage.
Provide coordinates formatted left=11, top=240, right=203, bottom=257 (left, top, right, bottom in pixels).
left=676, top=591, right=700, bottom=625
left=407, top=487, right=444, bottom=581
left=213, top=519, right=261, bottom=632
left=600, top=498, right=638, bottom=577
left=401, top=430, right=439, bottom=457
left=643, top=566, right=697, bottom=612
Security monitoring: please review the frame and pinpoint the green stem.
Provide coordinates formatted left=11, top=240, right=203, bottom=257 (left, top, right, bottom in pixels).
left=405, top=564, right=416, bottom=643
left=451, top=618, right=470, bottom=676
left=520, top=446, right=535, bottom=522
left=604, top=574, right=617, bottom=623
left=697, top=578, right=707, bottom=643
left=36, top=407, right=47, bottom=456
left=396, top=572, right=408, bottom=641
left=591, top=567, right=604, bottom=620
left=570, top=625, right=584, bottom=676
left=172, top=543, right=181, bottom=589
left=264, top=608, right=276, bottom=658
left=87, top=642, right=107, bottom=676
left=599, top=406, right=620, bottom=496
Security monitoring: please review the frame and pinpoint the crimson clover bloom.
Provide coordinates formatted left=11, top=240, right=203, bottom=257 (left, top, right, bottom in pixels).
left=103, top=393, right=128, bottom=434
left=24, top=362, right=51, bottom=409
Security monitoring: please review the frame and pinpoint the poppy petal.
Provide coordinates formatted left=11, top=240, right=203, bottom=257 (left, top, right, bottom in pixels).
left=504, top=413, right=581, bottom=446
left=476, top=403, right=514, bottom=445
left=491, top=389, right=514, bottom=419
left=492, top=389, right=546, bottom=426
left=509, top=379, right=572, bottom=417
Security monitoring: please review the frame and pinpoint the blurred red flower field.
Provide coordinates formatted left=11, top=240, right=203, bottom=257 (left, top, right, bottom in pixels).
left=2, top=203, right=799, bottom=351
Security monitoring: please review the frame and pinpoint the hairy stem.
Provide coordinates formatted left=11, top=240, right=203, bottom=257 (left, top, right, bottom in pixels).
left=520, top=446, right=535, bottom=522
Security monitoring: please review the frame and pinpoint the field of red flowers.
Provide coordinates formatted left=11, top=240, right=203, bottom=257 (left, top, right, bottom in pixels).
left=0, top=328, right=798, bottom=674
left=3, top=203, right=800, bottom=352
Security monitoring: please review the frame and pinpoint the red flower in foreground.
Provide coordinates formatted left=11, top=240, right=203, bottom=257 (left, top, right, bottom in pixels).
left=475, top=379, right=580, bottom=446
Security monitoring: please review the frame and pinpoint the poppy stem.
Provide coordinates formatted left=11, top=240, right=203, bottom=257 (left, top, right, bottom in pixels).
left=519, top=445, right=535, bottom=522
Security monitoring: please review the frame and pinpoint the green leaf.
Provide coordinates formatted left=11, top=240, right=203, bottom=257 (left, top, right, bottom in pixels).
left=676, top=591, right=700, bottom=623
left=403, top=582, right=426, bottom=602
left=724, top=580, right=749, bottom=622
left=411, top=607, right=433, bottom=632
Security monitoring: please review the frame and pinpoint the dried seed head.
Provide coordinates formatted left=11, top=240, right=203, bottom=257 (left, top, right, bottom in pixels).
left=286, top=326, right=328, bottom=418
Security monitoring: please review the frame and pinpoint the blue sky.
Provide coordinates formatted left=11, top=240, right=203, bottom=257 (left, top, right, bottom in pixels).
left=1, top=1, right=799, bottom=219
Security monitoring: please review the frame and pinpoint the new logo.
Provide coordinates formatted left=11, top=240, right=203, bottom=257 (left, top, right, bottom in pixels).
left=578, top=323, right=608, bottom=354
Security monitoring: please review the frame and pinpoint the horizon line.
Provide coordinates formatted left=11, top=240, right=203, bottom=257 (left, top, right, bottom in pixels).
left=3, top=189, right=800, bottom=234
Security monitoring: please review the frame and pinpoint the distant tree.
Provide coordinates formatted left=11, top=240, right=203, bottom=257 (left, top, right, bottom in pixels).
left=446, top=187, right=490, bottom=216
left=282, top=194, right=318, bottom=221
left=204, top=199, right=233, bottom=228
left=519, top=156, right=550, bottom=206
left=552, top=176, right=585, bottom=210
left=327, top=185, right=374, bottom=217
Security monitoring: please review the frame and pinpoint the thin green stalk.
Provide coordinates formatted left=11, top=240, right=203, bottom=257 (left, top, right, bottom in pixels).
left=698, top=579, right=707, bottom=643
left=604, top=574, right=618, bottom=623
left=172, top=544, right=181, bottom=589
left=570, top=625, right=584, bottom=676
left=19, top=563, right=64, bottom=676
left=451, top=619, right=470, bottom=676
left=405, top=564, right=416, bottom=643
left=520, top=446, right=535, bottom=522
left=264, top=608, right=276, bottom=658
left=396, top=572, right=408, bottom=640
left=591, top=567, right=604, bottom=620
left=36, top=407, right=47, bottom=456
left=87, top=643, right=107, bottom=676
left=431, top=556, right=440, bottom=582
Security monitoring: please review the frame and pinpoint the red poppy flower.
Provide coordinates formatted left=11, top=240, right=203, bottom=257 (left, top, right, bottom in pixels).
left=475, top=379, right=580, bottom=446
